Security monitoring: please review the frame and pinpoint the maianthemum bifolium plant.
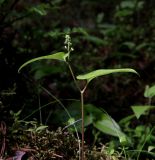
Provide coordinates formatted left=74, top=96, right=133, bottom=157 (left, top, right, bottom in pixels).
left=18, top=34, right=138, bottom=160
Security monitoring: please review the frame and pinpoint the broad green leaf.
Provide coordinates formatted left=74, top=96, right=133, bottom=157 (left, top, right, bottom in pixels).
left=131, top=105, right=155, bottom=119
left=85, top=105, right=127, bottom=144
left=77, top=68, right=138, bottom=83
left=144, top=85, right=155, bottom=98
left=93, top=114, right=126, bottom=143
left=18, top=52, right=66, bottom=73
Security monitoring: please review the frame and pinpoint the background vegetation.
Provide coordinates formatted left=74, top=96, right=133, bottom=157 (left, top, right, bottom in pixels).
left=1, top=0, right=155, bottom=159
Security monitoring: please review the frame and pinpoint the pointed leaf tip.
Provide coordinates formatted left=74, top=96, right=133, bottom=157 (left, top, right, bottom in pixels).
left=76, top=68, right=138, bottom=82
left=131, top=105, right=155, bottom=119
left=18, top=52, right=66, bottom=73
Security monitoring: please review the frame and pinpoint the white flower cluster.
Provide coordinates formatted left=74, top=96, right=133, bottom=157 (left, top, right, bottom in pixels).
left=64, top=34, right=74, bottom=52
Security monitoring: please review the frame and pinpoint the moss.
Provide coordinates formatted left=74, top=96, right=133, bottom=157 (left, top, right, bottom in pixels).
left=2, top=126, right=124, bottom=160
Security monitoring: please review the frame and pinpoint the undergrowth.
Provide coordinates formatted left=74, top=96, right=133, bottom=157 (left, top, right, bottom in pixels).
left=0, top=119, right=124, bottom=160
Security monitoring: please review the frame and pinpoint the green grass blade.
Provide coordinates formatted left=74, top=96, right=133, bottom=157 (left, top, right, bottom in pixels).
left=18, top=52, right=66, bottom=73
left=76, top=68, right=138, bottom=82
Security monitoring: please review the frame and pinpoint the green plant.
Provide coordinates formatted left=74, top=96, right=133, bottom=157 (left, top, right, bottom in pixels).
left=64, top=102, right=126, bottom=143
left=18, top=34, right=138, bottom=160
left=117, top=84, right=155, bottom=159
left=4, top=110, right=123, bottom=159
left=5, top=110, right=80, bottom=159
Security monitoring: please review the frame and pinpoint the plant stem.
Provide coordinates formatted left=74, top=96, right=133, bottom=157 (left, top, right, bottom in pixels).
left=38, top=92, right=42, bottom=124
left=81, top=90, right=84, bottom=160
left=67, top=61, right=88, bottom=160
left=67, top=62, right=81, bottom=91
left=80, top=84, right=87, bottom=160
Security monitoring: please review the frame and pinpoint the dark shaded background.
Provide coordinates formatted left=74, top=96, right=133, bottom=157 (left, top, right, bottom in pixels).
left=0, top=0, right=155, bottom=125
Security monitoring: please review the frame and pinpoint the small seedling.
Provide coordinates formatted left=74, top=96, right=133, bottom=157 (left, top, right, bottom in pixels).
left=18, top=34, right=138, bottom=160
